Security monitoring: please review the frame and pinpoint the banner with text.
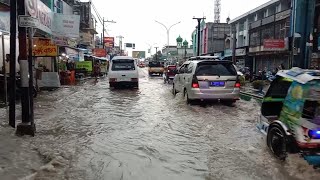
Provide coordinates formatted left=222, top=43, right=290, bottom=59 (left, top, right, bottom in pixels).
left=103, top=37, right=114, bottom=48
left=263, top=39, right=285, bottom=51
left=26, top=0, right=53, bottom=34
left=93, top=48, right=106, bottom=57
left=0, top=6, right=10, bottom=33
left=52, top=13, right=80, bottom=38
left=132, top=51, right=146, bottom=59
left=33, top=38, right=58, bottom=57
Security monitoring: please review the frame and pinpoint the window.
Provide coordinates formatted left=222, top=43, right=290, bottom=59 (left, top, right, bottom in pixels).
left=265, top=77, right=292, bottom=98
left=261, top=24, right=274, bottom=40
left=111, top=60, right=135, bottom=71
left=179, top=64, right=189, bottom=73
left=302, top=100, right=320, bottom=125
left=195, top=62, right=237, bottom=76
left=249, top=29, right=260, bottom=46
left=187, top=63, right=193, bottom=73
left=275, top=19, right=290, bottom=39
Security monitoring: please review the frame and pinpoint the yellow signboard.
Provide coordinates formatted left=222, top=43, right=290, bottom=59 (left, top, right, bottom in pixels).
left=33, top=38, right=58, bottom=57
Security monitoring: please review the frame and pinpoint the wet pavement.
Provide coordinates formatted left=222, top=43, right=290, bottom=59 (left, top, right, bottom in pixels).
left=0, top=68, right=319, bottom=180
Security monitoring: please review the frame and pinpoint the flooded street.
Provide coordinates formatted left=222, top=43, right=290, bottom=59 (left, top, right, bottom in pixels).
left=1, top=68, right=319, bottom=180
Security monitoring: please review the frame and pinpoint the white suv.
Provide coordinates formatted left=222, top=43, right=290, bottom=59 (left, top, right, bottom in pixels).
left=108, top=56, right=139, bottom=88
left=173, top=56, right=240, bottom=104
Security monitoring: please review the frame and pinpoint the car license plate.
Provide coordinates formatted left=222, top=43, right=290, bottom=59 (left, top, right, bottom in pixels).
left=210, top=81, right=225, bottom=87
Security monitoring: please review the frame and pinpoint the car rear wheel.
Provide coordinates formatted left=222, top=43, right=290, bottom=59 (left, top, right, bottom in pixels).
left=172, top=84, right=177, bottom=95
left=267, top=125, right=288, bottom=161
left=184, top=89, right=192, bottom=104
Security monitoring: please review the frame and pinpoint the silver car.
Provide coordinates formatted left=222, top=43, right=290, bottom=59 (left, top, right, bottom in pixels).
left=172, top=57, right=240, bottom=104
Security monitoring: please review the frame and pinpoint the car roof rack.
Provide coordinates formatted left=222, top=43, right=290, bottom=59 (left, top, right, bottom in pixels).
left=189, top=56, right=221, bottom=61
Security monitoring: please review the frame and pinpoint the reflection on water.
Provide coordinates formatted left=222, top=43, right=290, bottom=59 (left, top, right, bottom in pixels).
left=18, top=69, right=320, bottom=180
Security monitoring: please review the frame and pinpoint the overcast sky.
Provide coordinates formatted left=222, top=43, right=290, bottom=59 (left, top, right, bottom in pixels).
left=92, top=0, right=269, bottom=56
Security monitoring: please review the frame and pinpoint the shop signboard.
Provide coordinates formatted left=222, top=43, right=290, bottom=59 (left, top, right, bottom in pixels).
left=75, top=61, right=92, bottom=71
left=26, top=0, right=53, bottom=34
left=18, top=15, right=39, bottom=27
left=103, top=37, right=114, bottom=48
left=33, top=38, right=58, bottom=57
left=52, top=13, right=80, bottom=38
left=263, top=39, right=285, bottom=51
left=93, top=48, right=106, bottom=57
left=52, top=36, right=68, bottom=46
left=235, top=48, right=246, bottom=56
left=132, top=51, right=146, bottom=59
left=224, top=49, right=232, bottom=57
left=0, top=6, right=10, bottom=33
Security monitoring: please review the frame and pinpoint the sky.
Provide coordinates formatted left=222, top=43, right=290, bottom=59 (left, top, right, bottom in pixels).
left=92, top=0, right=269, bottom=56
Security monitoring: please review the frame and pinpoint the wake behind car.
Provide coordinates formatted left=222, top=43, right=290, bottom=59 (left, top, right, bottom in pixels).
left=173, top=56, right=240, bottom=104
left=108, top=56, right=139, bottom=88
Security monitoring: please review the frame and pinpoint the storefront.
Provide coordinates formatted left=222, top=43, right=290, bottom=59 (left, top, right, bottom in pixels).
left=234, top=47, right=253, bottom=71
left=310, top=0, right=320, bottom=69
left=250, top=39, right=290, bottom=73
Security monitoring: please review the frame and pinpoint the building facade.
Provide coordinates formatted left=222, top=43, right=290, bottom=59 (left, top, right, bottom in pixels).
left=192, top=21, right=230, bottom=56
left=229, top=0, right=320, bottom=72
left=229, top=0, right=292, bottom=73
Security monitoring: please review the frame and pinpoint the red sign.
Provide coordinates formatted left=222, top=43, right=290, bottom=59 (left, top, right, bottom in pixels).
left=103, top=37, right=114, bottom=48
left=94, top=48, right=106, bottom=57
left=263, top=39, right=285, bottom=50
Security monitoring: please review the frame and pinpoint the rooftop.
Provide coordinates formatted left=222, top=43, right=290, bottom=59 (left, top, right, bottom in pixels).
left=229, top=0, right=279, bottom=24
left=277, top=68, right=320, bottom=84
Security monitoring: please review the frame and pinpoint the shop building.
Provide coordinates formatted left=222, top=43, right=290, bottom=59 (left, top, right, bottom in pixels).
left=228, top=0, right=292, bottom=73
left=191, top=20, right=230, bottom=56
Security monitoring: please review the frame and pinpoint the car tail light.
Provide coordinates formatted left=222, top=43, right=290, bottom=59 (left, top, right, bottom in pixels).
left=109, top=78, right=116, bottom=82
left=235, top=77, right=241, bottom=88
left=131, top=78, right=138, bottom=82
left=191, top=75, right=199, bottom=88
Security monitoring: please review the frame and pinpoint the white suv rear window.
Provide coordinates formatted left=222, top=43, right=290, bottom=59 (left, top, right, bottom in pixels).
left=195, top=62, right=237, bottom=76
left=112, top=60, right=135, bottom=71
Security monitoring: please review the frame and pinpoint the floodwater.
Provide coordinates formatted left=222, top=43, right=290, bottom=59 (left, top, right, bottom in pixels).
left=1, top=68, right=319, bottom=180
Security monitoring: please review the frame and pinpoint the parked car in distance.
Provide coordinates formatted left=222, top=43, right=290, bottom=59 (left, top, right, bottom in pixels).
left=173, top=56, right=240, bottom=104
left=108, top=56, right=139, bottom=88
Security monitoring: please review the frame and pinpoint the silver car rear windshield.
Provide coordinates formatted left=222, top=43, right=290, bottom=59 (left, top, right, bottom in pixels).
left=195, top=62, right=237, bottom=76
left=112, top=59, right=135, bottom=71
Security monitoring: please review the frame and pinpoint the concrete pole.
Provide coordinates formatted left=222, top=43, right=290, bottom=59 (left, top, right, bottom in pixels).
left=9, top=0, right=17, bottom=128
left=1, top=34, right=7, bottom=106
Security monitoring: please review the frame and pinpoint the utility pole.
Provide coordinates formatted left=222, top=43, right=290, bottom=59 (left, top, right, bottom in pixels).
left=232, top=26, right=237, bottom=64
left=16, top=0, right=35, bottom=136
left=116, top=35, right=124, bottom=55
left=2, top=33, right=7, bottom=106
left=102, top=18, right=116, bottom=49
left=9, top=0, right=17, bottom=128
left=155, top=47, right=158, bottom=61
left=193, top=17, right=206, bottom=56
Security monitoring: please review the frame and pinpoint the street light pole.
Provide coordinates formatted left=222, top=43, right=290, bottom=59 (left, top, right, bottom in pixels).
left=116, top=35, right=124, bottom=55
left=102, top=18, right=116, bottom=49
left=155, top=20, right=181, bottom=46
left=193, top=17, right=206, bottom=56
left=155, top=47, right=158, bottom=61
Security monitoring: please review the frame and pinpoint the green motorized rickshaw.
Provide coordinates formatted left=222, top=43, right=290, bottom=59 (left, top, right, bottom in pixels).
left=257, top=68, right=320, bottom=169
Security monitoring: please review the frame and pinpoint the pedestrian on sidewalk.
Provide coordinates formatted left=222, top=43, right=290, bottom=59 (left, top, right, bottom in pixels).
left=93, top=61, right=101, bottom=81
